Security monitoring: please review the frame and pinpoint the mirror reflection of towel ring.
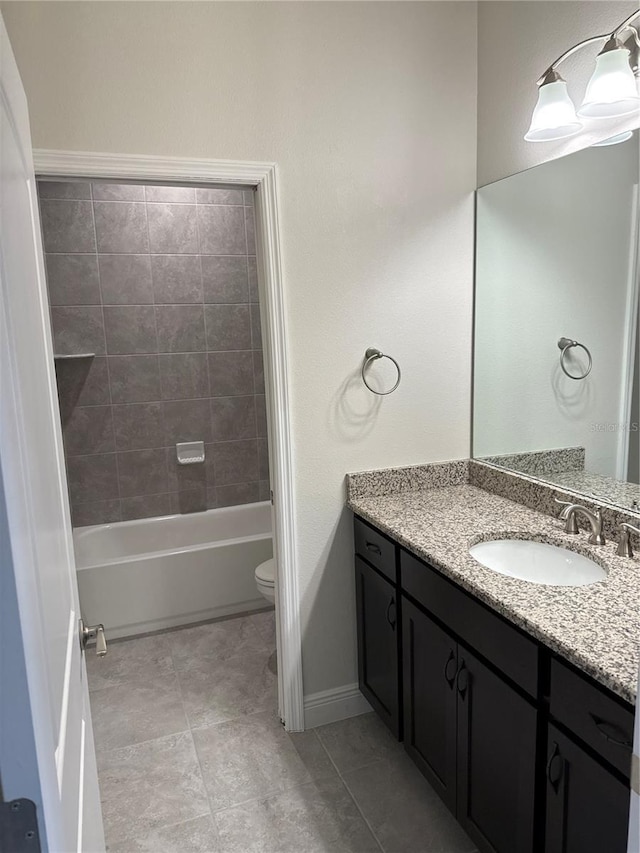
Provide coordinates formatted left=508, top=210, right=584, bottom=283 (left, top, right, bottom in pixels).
left=557, top=337, right=592, bottom=380
left=361, top=348, right=401, bottom=395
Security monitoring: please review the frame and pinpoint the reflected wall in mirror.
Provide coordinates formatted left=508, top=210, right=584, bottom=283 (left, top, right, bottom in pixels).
left=473, top=133, right=640, bottom=510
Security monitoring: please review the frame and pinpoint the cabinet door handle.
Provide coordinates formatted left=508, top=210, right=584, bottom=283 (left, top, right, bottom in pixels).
left=588, top=713, right=633, bottom=748
left=456, top=662, right=469, bottom=699
left=547, top=742, right=564, bottom=794
left=443, top=650, right=457, bottom=689
left=386, top=596, right=396, bottom=631
left=365, top=541, right=382, bottom=556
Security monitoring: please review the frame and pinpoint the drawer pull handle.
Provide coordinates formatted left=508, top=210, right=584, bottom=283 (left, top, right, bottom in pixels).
left=444, top=650, right=457, bottom=689
left=456, top=663, right=469, bottom=699
left=547, top=742, right=564, bottom=793
left=589, top=713, right=632, bottom=748
left=386, top=596, right=397, bottom=631
left=365, top=541, right=382, bottom=556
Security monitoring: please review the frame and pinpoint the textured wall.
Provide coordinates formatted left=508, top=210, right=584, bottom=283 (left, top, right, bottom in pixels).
left=4, top=2, right=477, bottom=699
left=477, top=1, right=638, bottom=187
left=39, top=179, right=268, bottom=526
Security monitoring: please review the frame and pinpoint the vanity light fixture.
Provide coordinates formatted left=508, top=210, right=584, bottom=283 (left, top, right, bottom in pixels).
left=592, top=130, right=634, bottom=147
left=526, top=8, right=640, bottom=142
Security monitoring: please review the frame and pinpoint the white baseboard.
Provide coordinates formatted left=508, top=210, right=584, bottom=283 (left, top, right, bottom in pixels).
left=303, top=682, right=372, bottom=729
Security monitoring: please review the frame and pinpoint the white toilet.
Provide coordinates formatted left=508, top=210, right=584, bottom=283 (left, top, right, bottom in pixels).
left=255, top=558, right=276, bottom=605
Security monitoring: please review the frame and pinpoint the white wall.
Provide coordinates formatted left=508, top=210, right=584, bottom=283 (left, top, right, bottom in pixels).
left=478, top=1, right=638, bottom=186
left=474, top=141, right=638, bottom=476
left=2, top=2, right=477, bottom=702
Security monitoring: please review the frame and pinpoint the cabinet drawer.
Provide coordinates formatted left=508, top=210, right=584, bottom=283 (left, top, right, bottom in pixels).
left=550, top=658, right=633, bottom=778
left=354, top=517, right=397, bottom=583
left=401, top=550, right=538, bottom=696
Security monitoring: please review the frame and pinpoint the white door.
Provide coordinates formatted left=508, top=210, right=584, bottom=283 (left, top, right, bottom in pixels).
left=0, top=15, right=104, bottom=853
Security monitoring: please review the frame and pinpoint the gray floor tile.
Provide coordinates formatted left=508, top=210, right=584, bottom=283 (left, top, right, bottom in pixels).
left=287, top=730, right=339, bottom=782
left=177, top=648, right=277, bottom=728
left=214, top=776, right=381, bottom=853
left=192, top=711, right=316, bottom=811
left=316, top=712, right=403, bottom=775
left=167, top=615, right=266, bottom=670
left=91, top=674, right=188, bottom=750
left=342, top=751, right=476, bottom=853
left=87, top=633, right=175, bottom=691
left=97, top=731, right=209, bottom=848
left=250, top=608, right=277, bottom=649
left=106, top=814, right=220, bottom=853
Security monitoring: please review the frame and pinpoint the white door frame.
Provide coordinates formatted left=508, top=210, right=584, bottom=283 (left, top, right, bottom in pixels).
left=32, top=148, right=305, bottom=732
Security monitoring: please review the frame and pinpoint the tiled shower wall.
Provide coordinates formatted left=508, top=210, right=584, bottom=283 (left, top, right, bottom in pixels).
left=38, top=180, right=269, bottom=526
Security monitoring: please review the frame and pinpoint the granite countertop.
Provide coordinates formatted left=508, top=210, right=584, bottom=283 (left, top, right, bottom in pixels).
left=348, top=483, right=640, bottom=704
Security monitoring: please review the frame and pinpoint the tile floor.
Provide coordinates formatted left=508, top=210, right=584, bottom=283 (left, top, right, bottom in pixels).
left=88, top=611, right=477, bottom=853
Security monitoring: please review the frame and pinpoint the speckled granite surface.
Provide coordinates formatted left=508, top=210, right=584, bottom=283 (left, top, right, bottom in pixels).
left=469, top=460, right=640, bottom=541
left=552, top=470, right=640, bottom=511
left=348, top=482, right=640, bottom=704
left=480, top=447, right=585, bottom=477
left=347, top=460, right=469, bottom=502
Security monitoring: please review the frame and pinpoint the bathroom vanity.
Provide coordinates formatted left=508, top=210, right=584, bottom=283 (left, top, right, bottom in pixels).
left=348, top=471, right=638, bottom=853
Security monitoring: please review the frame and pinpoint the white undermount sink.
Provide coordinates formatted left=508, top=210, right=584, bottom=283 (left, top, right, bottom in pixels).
left=469, top=538, right=607, bottom=587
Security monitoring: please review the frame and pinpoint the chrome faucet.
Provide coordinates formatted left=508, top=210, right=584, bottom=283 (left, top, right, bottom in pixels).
left=554, top=499, right=605, bottom=545
left=616, top=522, right=640, bottom=558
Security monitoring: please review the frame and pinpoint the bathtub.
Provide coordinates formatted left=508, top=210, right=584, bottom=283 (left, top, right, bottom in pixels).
left=74, top=502, right=273, bottom=639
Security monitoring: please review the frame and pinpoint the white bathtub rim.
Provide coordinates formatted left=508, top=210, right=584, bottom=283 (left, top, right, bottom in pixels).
left=74, top=500, right=270, bottom=539
left=74, top=502, right=272, bottom=569
left=76, top=531, right=272, bottom=571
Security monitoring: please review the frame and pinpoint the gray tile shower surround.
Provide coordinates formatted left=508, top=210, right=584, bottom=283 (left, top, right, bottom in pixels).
left=346, top=459, right=640, bottom=704
left=38, top=181, right=269, bottom=525
left=88, top=611, right=477, bottom=853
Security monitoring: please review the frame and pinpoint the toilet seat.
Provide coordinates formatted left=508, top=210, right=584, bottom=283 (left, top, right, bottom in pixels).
left=255, top=558, right=276, bottom=604
left=255, top=558, right=275, bottom=586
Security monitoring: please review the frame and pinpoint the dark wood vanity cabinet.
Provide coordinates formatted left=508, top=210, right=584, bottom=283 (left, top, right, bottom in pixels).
left=353, top=516, right=633, bottom=853
left=353, top=519, right=401, bottom=737
left=355, top=555, right=400, bottom=737
left=402, top=589, right=537, bottom=853
left=545, top=725, right=630, bottom=853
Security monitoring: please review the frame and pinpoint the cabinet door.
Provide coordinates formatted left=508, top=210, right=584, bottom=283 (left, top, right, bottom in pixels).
left=402, top=596, right=458, bottom=812
left=355, top=555, right=400, bottom=737
left=545, top=724, right=629, bottom=853
left=456, top=646, right=537, bottom=853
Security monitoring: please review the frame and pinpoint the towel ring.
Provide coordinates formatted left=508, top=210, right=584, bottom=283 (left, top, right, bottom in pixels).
left=557, top=337, right=592, bottom=380
left=361, top=348, right=401, bottom=395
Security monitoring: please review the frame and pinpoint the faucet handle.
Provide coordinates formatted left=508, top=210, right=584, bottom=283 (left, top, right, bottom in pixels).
left=617, top=522, right=640, bottom=558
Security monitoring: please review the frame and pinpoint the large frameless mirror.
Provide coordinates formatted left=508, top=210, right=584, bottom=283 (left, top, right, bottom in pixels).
left=473, top=133, right=640, bottom=510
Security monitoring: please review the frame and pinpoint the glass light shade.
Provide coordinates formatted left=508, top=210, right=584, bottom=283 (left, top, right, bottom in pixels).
left=525, top=80, right=583, bottom=142
left=578, top=47, right=640, bottom=118
left=592, top=130, right=633, bottom=146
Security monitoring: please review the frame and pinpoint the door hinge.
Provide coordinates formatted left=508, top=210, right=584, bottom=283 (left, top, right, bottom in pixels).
left=0, top=798, right=41, bottom=852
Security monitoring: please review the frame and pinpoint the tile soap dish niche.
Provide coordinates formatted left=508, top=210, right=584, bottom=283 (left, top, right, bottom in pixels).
left=176, top=441, right=205, bottom=465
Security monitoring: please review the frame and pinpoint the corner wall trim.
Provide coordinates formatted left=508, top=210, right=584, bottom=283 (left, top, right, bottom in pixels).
left=33, top=148, right=305, bottom=731
left=303, top=683, right=372, bottom=729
